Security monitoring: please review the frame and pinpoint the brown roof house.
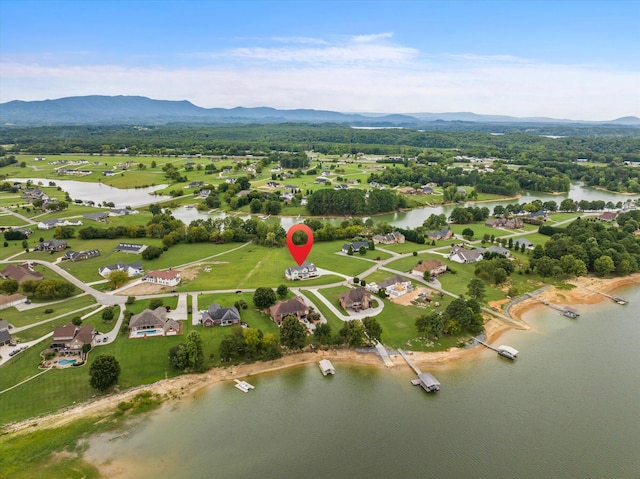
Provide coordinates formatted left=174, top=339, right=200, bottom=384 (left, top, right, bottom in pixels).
left=339, top=288, right=372, bottom=312
left=0, top=263, right=44, bottom=283
left=0, top=293, right=28, bottom=311
left=269, top=296, right=309, bottom=325
left=129, top=307, right=181, bottom=338
left=51, top=323, right=96, bottom=358
left=412, top=259, right=447, bottom=278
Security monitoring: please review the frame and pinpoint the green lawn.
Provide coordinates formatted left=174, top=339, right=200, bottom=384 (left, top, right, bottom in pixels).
left=1, top=295, right=97, bottom=328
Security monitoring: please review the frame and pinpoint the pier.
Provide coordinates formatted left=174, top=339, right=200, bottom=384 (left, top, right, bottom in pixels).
left=472, top=337, right=519, bottom=360
left=524, top=293, right=580, bottom=317
left=398, top=349, right=440, bottom=392
left=319, top=359, right=336, bottom=376
left=581, top=287, right=628, bottom=305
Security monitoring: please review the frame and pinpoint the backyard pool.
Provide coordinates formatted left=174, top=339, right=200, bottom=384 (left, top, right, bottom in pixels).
left=58, top=359, right=77, bottom=366
left=136, top=329, right=162, bottom=337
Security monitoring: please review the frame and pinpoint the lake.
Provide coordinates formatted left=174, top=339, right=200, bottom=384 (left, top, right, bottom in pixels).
left=86, top=285, right=640, bottom=479
left=171, top=182, right=639, bottom=230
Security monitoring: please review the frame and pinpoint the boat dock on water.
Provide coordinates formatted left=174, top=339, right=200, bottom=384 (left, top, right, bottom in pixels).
left=472, top=337, right=519, bottom=360
left=319, top=359, right=336, bottom=376
left=398, top=349, right=440, bottom=392
left=234, top=379, right=255, bottom=393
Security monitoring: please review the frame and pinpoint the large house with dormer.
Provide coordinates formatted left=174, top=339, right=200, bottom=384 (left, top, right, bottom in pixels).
left=285, top=262, right=319, bottom=281
left=412, top=259, right=447, bottom=278
left=269, top=296, right=309, bottom=325
left=339, top=288, right=372, bottom=312
left=98, top=261, right=143, bottom=278
left=378, top=274, right=413, bottom=298
left=341, top=241, right=369, bottom=254
left=1, top=263, right=44, bottom=282
left=372, top=231, right=405, bottom=245
left=449, top=245, right=484, bottom=263
left=143, top=270, right=181, bottom=287
left=34, top=239, right=67, bottom=252
left=129, top=307, right=181, bottom=338
left=51, top=323, right=96, bottom=358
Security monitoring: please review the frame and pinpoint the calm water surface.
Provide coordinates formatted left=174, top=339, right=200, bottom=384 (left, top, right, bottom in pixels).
left=87, top=286, right=640, bottom=478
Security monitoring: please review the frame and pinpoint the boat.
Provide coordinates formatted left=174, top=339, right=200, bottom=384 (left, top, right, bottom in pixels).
left=319, top=359, right=336, bottom=376
left=497, top=345, right=519, bottom=360
left=234, top=379, right=255, bottom=393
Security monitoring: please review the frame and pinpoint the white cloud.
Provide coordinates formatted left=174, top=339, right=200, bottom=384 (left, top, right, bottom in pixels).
left=1, top=34, right=638, bottom=120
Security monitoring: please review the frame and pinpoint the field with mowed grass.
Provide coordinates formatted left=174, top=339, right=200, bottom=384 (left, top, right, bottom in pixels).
left=1, top=295, right=97, bottom=328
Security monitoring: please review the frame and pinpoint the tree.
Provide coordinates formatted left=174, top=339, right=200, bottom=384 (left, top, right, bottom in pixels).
left=0, top=279, right=19, bottom=294
left=185, top=331, right=204, bottom=369
left=101, top=307, right=115, bottom=321
left=462, top=228, right=475, bottom=239
left=149, top=298, right=164, bottom=310
left=276, top=284, right=288, bottom=299
left=253, top=287, right=277, bottom=309
left=126, top=296, right=135, bottom=305
left=339, top=319, right=367, bottom=347
left=89, top=355, right=121, bottom=391
left=107, top=270, right=130, bottom=289
left=142, top=245, right=163, bottom=260
left=594, top=255, right=615, bottom=277
left=467, top=278, right=487, bottom=302
left=362, top=317, right=382, bottom=343
left=280, top=315, right=307, bottom=349
left=313, top=323, right=332, bottom=345
left=169, top=344, right=189, bottom=370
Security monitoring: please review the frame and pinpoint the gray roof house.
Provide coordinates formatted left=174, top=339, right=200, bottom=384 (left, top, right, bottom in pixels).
left=285, top=262, right=319, bottom=281
left=449, top=245, right=484, bottom=264
left=201, top=302, right=241, bottom=327
left=341, top=241, right=369, bottom=254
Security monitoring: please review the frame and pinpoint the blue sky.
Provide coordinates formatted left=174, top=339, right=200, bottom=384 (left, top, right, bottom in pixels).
left=1, top=0, right=638, bottom=120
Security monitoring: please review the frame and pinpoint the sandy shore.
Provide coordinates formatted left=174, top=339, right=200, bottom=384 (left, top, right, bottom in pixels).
left=4, top=273, right=639, bottom=435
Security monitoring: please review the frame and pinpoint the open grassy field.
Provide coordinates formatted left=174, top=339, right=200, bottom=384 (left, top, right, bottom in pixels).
left=1, top=295, right=97, bottom=328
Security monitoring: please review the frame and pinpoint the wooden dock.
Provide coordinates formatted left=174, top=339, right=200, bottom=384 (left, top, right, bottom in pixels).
left=581, top=287, right=628, bottom=305
left=524, top=293, right=580, bottom=317
left=398, top=349, right=440, bottom=392
left=472, top=337, right=518, bottom=360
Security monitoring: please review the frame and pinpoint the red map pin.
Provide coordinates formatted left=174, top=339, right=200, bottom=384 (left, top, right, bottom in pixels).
left=286, top=224, right=314, bottom=266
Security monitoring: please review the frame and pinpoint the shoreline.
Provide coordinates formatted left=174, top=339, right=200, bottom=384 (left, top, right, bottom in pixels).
left=3, top=273, right=640, bottom=435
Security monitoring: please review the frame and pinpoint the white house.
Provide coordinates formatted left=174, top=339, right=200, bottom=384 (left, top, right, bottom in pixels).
left=98, top=261, right=144, bottom=278
left=143, top=270, right=181, bottom=287
left=285, top=262, right=319, bottom=280
left=378, top=274, right=413, bottom=298
left=449, top=245, right=484, bottom=264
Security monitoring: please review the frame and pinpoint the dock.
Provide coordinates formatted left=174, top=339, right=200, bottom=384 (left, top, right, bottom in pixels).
left=398, top=349, right=440, bottom=392
left=472, top=337, right=518, bottom=360
left=234, top=379, right=255, bottom=393
left=319, top=359, right=336, bottom=376
left=582, top=287, right=628, bottom=305
left=524, top=293, right=580, bottom=317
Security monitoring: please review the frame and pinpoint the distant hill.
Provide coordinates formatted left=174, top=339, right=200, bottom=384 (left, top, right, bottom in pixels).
left=0, top=95, right=638, bottom=127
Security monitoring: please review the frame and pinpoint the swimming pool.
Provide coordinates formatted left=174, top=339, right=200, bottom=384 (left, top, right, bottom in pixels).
left=58, top=359, right=77, bottom=366
left=136, top=329, right=161, bottom=336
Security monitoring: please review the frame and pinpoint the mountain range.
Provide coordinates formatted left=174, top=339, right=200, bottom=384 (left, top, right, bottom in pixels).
left=1, top=95, right=638, bottom=127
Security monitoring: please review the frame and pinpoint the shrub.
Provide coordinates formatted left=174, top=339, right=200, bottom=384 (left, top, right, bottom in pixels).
left=44, top=308, right=54, bottom=314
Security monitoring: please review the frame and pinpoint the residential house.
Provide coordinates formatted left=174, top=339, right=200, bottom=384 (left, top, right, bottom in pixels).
left=225, top=178, right=237, bottom=184
left=113, top=243, right=147, bottom=254
left=266, top=181, right=280, bottom=188
left=284, top=185, right=299, bottom=193
left=285, top=262, right=319, bottom=280
left=37, top=219, right=82, bottom=230
left=103, top=170, right=116, bottom=176
left=12, top=227, right=33, bottom=237
left=449, top=245, right=484, bottom=264
left=485, top=245, right=510, bottom=257
left=143, top=270, right=181, bottom=287
left=339, top=288, right=372, bottom=312
left=412, top=259, right=447, bottom=277
left=201, top=302, right=241, bottom=327
left=63, top=249, right=100, bottom=262
left=0, top=293, right=28, bottom=311
left=0, top=263, right=44, bottom=282
left=341, top=241, right=369, bottom=254
left=516, top=238, right=534, bottom=250
left=129, top=307, right=181, bottom=337
left=269, top=296, right=309, bottom=325
left=334, top=184, right=348, bottom=190
left=425, top=228, right=453, bottom=241
left=421, top=186, right=433, bottom=195
left=189, top=181, right=205, bottom=188
left=0, top=320, right=11, bottom=346
left=598, top=211, right=619, bottom=222
left=51, top=323, right=96, bottom=357
left=485, top=217, right=523, bottom=229
left=98, top=261, right=143, bottom=278
left=399, top=186, right=416, bottom=195
left=314, top=178, right=327, bottom=184
left=372, top=231, right=405, bottom=245
left=199, top=189, right=211, bottom=198
left=109, top=208, right=137, bottom=216
left=22, top=188, right=48, bottom=201
left=34, top=239, right=67, bottom=252
left=83, top=212, right=109, bottom=222
left=378, top=275, right=413, bottom=298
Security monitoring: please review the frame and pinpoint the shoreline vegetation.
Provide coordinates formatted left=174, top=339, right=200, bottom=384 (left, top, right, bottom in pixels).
left=3, top=273, right=639, bottom=438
